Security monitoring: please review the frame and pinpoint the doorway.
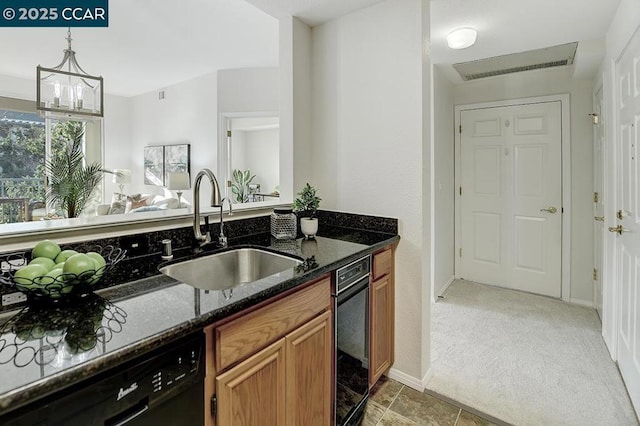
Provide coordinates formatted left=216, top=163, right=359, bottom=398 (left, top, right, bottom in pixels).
left=455, top=96, right=571, bottom=299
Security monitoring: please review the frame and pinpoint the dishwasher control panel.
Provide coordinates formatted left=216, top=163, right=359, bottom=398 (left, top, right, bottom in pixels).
left=150, top=345, right=200, bottom=394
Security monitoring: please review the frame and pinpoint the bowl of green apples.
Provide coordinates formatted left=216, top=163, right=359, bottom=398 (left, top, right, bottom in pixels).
left=5, top=240, right=126, bottom=300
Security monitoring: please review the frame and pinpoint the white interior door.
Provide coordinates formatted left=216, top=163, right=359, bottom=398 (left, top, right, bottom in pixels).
left=594, top=85, right=605, bottom=319
left=615, top=27, right=640, bottom=416
left=458, top=102, right=562, bottom=297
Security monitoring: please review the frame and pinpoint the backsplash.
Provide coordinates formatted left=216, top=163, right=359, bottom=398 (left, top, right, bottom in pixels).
left=0, top=211, right=397, bottom=311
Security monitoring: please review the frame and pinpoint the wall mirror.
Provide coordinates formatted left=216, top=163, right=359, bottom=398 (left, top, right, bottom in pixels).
left=0, top=0, right=280, bottom=238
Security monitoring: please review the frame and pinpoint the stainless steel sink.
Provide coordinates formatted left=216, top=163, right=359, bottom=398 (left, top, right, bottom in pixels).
left=159, top=248, right=302, bottom=291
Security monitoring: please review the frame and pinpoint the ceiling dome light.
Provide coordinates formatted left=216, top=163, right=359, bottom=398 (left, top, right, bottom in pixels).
left=447, top=28, right=477, bottom=50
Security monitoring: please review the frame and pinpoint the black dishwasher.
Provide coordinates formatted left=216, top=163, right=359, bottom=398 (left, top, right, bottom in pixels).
left=0, top=332, right=204, bottom=426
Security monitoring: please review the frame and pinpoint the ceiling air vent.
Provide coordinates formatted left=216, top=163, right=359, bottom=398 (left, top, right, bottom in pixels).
left=453, top=42, right=578, bottom=81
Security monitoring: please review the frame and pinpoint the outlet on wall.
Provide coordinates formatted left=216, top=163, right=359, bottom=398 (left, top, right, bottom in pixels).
left=2, top=292, right=27, bottom=306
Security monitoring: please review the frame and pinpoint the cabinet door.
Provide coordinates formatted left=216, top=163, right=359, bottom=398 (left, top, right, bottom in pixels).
left=216, top=339, right=286, bottom=426
left=370, top=274, right=392, bottom=386
left=285, top=311, right=332, bottom=426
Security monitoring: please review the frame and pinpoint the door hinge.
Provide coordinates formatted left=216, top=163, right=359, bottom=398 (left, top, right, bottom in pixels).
left=227, top=130, right=232, bottom=137
left=459, top=248, right=462, bottom=257
left=459, top=187, right=462, bottom=196
left=593, top=192, right=599, bottom=203
left=593, top=268, right=598, bottom=281
left=211, top=395, right=217, bottom=417
left=459, top=124, right=462, bottom=134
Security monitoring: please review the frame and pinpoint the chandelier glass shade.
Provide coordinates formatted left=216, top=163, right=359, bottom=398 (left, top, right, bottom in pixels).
left=37, top=29, right=103, bottom=118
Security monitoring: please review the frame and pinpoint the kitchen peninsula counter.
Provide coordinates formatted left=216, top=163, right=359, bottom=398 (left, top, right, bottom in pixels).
left=0, top=228, right=399, bottom=416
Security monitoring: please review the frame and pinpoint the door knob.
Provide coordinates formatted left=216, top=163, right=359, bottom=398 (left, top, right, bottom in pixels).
left=609, top=225, right=629, bottom=235
left=540, top=206, right=557, bottom=214
left=594, top=216, right=604, bottom=221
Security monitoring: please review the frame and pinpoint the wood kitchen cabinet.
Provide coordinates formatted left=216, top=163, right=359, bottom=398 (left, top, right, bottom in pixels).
left=370, top=246, right=396, bottom=387
left=217, top=339, right=286, bottom=425
left=204, top=276, right=332, bottom=426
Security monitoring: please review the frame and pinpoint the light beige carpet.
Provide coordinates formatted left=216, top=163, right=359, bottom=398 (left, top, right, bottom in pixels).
left=427, top=280, right=639, bottom=426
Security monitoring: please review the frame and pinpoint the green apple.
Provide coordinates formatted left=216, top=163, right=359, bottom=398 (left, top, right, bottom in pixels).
left=86, top=252, right=106, bottom=272
left=37, top=267, right=65, bottom=285
left=14, top=264, right=48, bottom=287
left=32, top=240, right=61, bottom=260
left=54, top=262, right=65, bottom=270
left=86, top=252, right=107, bottom=284
left=63, top=253, right=96, bottom=281
left=29, top=257, right=56, bottom=272
left=55, top=249, right=78, bottom=264
left=38, top=268, right=66, bottom=298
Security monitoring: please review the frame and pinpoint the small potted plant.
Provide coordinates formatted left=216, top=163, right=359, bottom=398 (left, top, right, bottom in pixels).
left=293, top=183, right=321, bottom=238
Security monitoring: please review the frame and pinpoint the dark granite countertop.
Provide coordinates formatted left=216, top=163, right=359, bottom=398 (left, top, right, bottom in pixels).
left=0, top=228, right=399, bottom=417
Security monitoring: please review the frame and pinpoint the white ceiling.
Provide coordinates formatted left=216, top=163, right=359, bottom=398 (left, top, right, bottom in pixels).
left=0, top=0, right=623, bottom=97
left=0, top=0, right=279, bottom=97
left=248, top=0, right=621, bottom=80
left=243, top=0, right=385, bottom=26
left=430, top=0, right=621, bottom=81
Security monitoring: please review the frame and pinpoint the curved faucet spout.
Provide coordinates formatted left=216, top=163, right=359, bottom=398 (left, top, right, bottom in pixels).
left=193, top=168, right=223, bottom=245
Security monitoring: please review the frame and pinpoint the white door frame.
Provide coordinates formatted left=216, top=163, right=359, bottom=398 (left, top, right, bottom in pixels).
left=592, top=77, right=605, bottom=317
left=454, top=94, right=572, bottom=302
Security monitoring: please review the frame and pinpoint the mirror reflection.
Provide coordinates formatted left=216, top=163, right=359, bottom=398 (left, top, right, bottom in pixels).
left=0, top=0, right=280, bottom=232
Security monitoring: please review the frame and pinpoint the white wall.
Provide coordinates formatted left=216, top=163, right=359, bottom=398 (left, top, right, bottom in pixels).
left=309, top=0, right=430, bottom=385
left=244, top=129, right=279, bottom=194
left=129, top=72, right=218, bottom=203
left=217, top=67, right=279, bottom=199
left=0, top=75, right=37, bottom=101
left=433, top=65, right=455, bottom=298
left=102, top=94, right=132, bottom=198
left=232, top=128, right=279, bottom=196
left=600, top=0, right=640, bottom=355
left=453, top=66, right=595, bottom=304
left=217, top=68, right=279, bottom=113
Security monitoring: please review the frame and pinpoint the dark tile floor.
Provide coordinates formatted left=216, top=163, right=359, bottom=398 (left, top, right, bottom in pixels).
left=362, top=376, right=502, bottom=426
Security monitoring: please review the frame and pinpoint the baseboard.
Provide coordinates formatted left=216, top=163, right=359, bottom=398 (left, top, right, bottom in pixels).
left=387, top=367, right=432, bottom=392
left=421, top=367, right=434, bottom=388
left=433, top=275, right=456, bottom=303
left=570, top=298, right=594, bottom=308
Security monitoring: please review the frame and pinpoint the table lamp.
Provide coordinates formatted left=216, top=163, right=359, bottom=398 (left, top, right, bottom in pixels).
left=113, top=169, right=131, bottom=195
left=168, top=172, right=190, bottom=208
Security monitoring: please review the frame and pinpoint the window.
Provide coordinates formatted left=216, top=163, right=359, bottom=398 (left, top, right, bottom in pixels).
left=0, top=97, right=103, bottom=224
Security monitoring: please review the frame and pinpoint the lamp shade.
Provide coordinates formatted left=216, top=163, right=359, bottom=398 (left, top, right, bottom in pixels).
left=447, top=28, right=477, bottom=50
left=168, top=172, right=190, bottom=190
left=113, top=169, right=131, bottom=184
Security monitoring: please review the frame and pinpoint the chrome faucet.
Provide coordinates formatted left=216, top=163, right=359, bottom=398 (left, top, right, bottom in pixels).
left=193, top=168, right=222, bottom=246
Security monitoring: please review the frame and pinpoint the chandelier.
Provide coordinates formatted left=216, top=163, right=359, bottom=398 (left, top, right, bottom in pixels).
left=36, top=29, right=103, bottom=118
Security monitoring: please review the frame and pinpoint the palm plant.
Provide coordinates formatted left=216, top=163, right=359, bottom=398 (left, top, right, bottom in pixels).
left=231, top=169, right=256, bottom=203
left=45, top=123, right=109, bottom=218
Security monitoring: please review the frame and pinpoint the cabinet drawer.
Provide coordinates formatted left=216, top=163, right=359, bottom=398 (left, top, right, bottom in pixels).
left=215, top=276, right=331, bottom=372
left=372, top=248, right=392, bottom=280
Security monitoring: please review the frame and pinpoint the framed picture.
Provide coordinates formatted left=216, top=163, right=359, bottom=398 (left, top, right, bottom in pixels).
left=164, top=144, right=191, bottom=185
left=143, top=144, right=191, bottom=186
left=143, top=146, right=164, bottom=186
